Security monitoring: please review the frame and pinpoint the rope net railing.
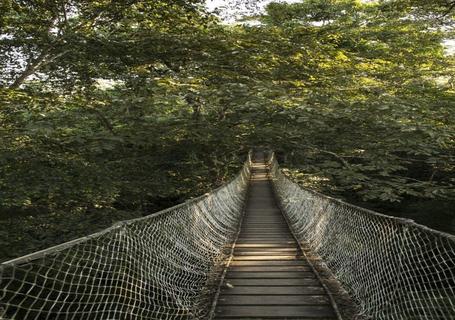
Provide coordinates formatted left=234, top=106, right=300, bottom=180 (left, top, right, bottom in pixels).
left=0, top=155, right=252, bottom=320
left=268, top=153, right=455, bottom=320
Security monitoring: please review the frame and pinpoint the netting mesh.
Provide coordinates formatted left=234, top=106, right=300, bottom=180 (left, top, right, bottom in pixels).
left=0, top=156, right=251, bottom=320
left=268, top=154, right=455, bottom=320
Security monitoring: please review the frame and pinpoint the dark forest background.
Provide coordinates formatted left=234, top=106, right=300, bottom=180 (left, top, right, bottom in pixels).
left=1, top=0, right=454, bottom=262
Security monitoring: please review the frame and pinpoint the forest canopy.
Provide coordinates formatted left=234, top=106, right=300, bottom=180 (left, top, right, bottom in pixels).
left=0, top=0, right=454, bottom=261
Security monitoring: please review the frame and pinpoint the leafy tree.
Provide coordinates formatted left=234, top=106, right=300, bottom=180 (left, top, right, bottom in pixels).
left=1, top=0, right=454, bottom=261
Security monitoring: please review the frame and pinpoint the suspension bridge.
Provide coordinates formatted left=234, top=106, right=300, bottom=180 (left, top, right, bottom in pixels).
left=0, top=151, right=454, bottom=319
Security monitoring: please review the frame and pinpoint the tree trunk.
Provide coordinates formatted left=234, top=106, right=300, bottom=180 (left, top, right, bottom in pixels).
left=9, top=50, right=69, bottom=89
left=9, top=51, right=49, bottom=89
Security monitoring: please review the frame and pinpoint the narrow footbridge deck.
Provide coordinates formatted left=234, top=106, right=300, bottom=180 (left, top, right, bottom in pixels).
left=214, top=159, right=337, bottom=319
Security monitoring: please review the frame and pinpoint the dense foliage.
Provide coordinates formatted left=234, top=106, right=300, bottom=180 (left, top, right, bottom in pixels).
left=1, top=0, right=454, bottom=261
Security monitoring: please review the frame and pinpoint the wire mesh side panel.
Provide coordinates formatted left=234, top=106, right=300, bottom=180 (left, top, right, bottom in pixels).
left=0, top=159, right=251, bottom=320
left=268, top=155, right=455, bottom=320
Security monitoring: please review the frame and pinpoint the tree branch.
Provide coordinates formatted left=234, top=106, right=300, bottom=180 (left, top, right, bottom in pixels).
left=299, top=144, right=350, bottom=167
left=441, top=1, right=455, bottom=17
left=9, top=50, right=70, bottom=89
left=8, top=7, right=104, bottom=89
left=9, top=51, right=50, bottom=89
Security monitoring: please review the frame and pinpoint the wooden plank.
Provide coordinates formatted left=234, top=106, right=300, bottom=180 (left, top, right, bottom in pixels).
left=241, top=223, right=286, bottom=226
left=237, top=235, right=292, bottom=239
left=240, top=225, right=289, bottom=228
left=242, top=220, right=284, bottom=222
left=248, top=195, right=275, bottom=198
left=238, top=233, right=292, bottom=237
left=240, top=229, right=289, bottom=232
left=237, top=239, right=295, bottom=242
left=234, top=247, right=298, bottom=252
left=243, top=214, right=283, bottom=216
left=238, top=231, right=291, bottom=235
left=229, top=260, right=309, bottom=266
left=215, top=305, right=336, bottom=318
left=228, top=266, right=311, bottom=272
left=233, top=251, right=299, bottom=256
left=236, top=238, right=294, bottom=240
left=241, top=219, right=284, bottom=221
left=224, top=278, right=320, bottom=286
left=215, top=318, right=336, bottom=320
left=241, top=223, right=288, bottom=226
left=238, top=231, right=291, bottom=233
left=232, top=256, right=303, bottom=261
left=247, top=200, right=276, bottom=204
left=234, top=244, right=297, bottom=248
left=235, top=241, right=296, bottom=244
left=240, top=228, right=289, bottom=231
left=247, top=205, right=282, bottom=210
left=226, top=272, right=316, bottom=279
left=242, top=216, right=284, bottom=218
left=242, top=216, right=286, bottom=219
left=220, top=286, right=326, bottom=295
left=242, top=218, right=284, bottom=220
left=235, top=234, right=294, bottom=241
left=244, top=219, right=283, bottom=220
left=241, top=222, right=287, bottom=224
left=241, top=220, right=286, bottom=223
left=217, top=295, right=330, bottom=306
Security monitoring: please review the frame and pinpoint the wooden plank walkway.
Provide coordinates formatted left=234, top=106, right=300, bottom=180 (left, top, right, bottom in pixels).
left=213, top=156, right=337, bottom=320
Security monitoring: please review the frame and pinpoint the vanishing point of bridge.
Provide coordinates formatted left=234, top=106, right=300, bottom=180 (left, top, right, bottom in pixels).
left=1, top=151, right=454, bottom=319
